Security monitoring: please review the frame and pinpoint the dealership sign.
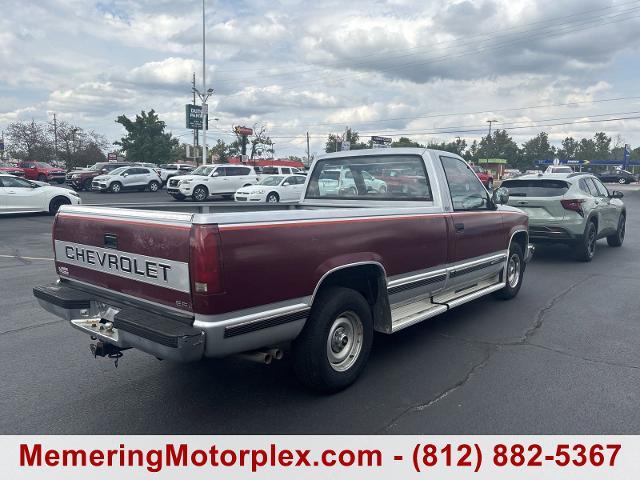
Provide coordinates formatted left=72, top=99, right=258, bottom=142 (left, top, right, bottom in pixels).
left=186, top=104, right=208, bottom=130
left=234, top=126, right=253, bottom=136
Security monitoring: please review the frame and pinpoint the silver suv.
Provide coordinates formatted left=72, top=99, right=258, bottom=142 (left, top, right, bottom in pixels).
left=502, top=173, right=626, bottom=261
left=92, top=166, right=162, bottom=193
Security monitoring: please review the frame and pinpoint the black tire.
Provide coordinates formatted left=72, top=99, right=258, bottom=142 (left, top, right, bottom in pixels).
left=266, top=192, right=279, bottom=203
left=192, top=185, right=208, bottom=201
left=82, top=178, right=93, bottom=191
left=292, top=286, right=373, bottom=393
left=607, top=213, right=625, bottom=247
left=618, top=178, right=626, bottom=184
left=37, top=174, right=47, bottom=182
left=148, top=180, right=160, bottom=192
left=55, top=179, right=64, bottom=184
left=109, top=181, right=122, bottom=193
left=171, top=194, right=185, bottom=201
left=575, top=220, right=597, bottom=262
left=48, top=196, right=70, bottom=215
left=494, top=242, right=525, bottom=300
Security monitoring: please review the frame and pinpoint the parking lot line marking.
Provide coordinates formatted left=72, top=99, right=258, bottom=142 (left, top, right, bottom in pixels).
left=0, top=254, right=54, bottom=261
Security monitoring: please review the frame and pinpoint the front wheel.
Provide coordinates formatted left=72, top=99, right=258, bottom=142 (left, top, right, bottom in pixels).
left=37, top=174, right=47, bottom=182
left=494, top=242, right=525, bottom=300
left=618, top=178, right=626, bottom=184
left=266, top=192, right=279, bottom=203
left=292, top=287, right=373, bottom=393
left=48, top=196, right=70, bottom=215
left=607, top=214, right=625, bottom=247
left=109, top=182, right=122, bottom=193
left=82, top=178, right=93, bottom=191
left=192, top=185, right=208, bottom=201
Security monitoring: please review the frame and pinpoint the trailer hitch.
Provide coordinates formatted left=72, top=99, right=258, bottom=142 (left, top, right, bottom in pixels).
left=89, top=341, right=127, bottom=368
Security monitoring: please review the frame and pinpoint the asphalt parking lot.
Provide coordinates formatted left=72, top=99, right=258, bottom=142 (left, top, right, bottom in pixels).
left=1, top=185, right=639, bottom=434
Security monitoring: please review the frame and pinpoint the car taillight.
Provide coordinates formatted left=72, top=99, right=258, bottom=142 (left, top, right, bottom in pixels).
left=561, top=199, right=585, bottom=217
left=189, top=225, right=224, bottom=308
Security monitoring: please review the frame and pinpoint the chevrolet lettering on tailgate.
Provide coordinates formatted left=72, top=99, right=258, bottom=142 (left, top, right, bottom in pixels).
left=54, top=240, right=190, bottom=293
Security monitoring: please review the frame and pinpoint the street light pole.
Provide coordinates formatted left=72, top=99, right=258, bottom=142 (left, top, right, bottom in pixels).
left=201, top=0, right=207, bottom=165
left=486, top=119, right=498, bottom=162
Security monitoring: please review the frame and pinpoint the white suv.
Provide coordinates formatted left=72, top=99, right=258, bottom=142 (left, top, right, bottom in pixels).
left=167, top=165, right=259, bottom=201
left=92, top=166, right=162, bottom=193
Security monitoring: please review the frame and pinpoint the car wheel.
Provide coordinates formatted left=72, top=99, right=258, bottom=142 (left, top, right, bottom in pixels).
left=192, top=185, right=208, bottom=201
left=148, top=180, right=160, bottom=192
left=109, top=182, right=122, bottom=193
left=607, top=213, right=625, bottom=247
left=618, top=178, right=626, bottom=184
left=378, top=185, right=387, bottom=194
left=56, top=179, right=64, bottom=184
left=292, top=286, right=373, bottom=393
left=37, top=174, right=47, bottom=182
left=171, top=194, right=185, bottom=201
left=266, top=192, right=279, bottom=203
left=82, top=179, right=93, bottom=191
left=487, top=179, right=494, bottom=190
left=575, top=220, right=597, bottom=262
left=48, top=196, right=70, bottom=215
left=494, top=242, right=525, bottom=300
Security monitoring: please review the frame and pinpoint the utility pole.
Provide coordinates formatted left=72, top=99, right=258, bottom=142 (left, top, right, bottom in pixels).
left=192, top=2, right=213, bottom=166
left=53, top=113, right=58, bottom=160
left=192, top=72, right=198, bottom=163
left=306, top=132, right=310, bottom=166
left=1, top=130, right=4, bottom=161
left=486, top=119, right=498, bottom=162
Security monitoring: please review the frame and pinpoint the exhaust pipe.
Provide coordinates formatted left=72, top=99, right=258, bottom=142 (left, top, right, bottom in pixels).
left=236, top=350, right=273, bottom=364
left=267, top=348, right=283, bottom=360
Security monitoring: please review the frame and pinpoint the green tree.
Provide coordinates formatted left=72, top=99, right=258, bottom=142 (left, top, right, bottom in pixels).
left=593, top=132, right=612, bottom=159
left=324, top=128, right=367, bottom=153
left=427, top=138, right=467, bottom=156
left=520, top=132, right=555, bottom=167
left=477, top=130, right=520, bottom=166
left=210, top=139, right=229, bottom=163
left=557, top=137, right=579, bottom=160
left=391, top=136, right=424, bottom=148
left=114, top=110, right=178, bottom=164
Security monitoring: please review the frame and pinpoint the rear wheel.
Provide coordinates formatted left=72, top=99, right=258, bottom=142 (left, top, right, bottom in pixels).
left=192, top=185, right=208, bottom=201
left=618, top=177, right=626, bottom=184
left=292, top=287, right=373, bottom=393
left=266, top=192, right=279, bottom=203
left=37, top=174, right=47, bottom=182
left=148, top=180, right=160, bottom=192
left=109, top=181, right=122, bottom=193
left=607, top=213, right=625, bottom=247
left=575, top=220, right=597, bottom=262
left=48, top=196, right=70, bottom=215
left=494, top=243, right=524, bottom=300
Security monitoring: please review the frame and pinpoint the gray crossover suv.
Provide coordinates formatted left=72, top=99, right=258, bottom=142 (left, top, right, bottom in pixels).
left=502, top=173, right=626, bottom=261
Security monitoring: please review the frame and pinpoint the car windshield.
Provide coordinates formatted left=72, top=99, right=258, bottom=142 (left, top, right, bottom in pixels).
left=0, top=163, right=14, bottom=167
left=108, top=167, right=128, bottom=176
left=36, top=162, right=52, bottom=168
left=87, top=164, right=105, bottom=171
left=191, top=166, right=215, bottom=176
left=502, top=179, right=570, bottom=197
left=259, top=175, right=284, bottom=186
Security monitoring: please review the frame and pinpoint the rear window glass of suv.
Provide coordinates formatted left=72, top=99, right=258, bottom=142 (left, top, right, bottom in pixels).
left=502, top=179, right=569, bottom=197
left=306, top=154, right=432, bottom=201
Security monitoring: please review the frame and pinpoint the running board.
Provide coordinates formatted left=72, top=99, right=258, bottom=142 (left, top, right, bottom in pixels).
left=390, top=281, right=506, bottom=333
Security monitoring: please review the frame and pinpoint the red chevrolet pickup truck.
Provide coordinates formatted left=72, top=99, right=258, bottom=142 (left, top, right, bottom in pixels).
left=34, top=149, right=533, bottom=392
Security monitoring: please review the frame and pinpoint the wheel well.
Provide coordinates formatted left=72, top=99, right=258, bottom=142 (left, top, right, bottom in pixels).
left=314, top=264, right=391, bottom=333
left=49, top=195, right=70, bottom=210
left=268, top=191, right=279, bottom=198
left=511, top=230, right=528, bottom=254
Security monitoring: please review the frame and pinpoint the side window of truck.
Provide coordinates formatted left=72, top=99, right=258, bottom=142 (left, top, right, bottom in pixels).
left=440, top=156, right=490, bottom=211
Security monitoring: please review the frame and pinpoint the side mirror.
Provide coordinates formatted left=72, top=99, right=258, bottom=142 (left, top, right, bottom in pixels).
left=211, top=172, right=219, bottom=177
left=101, top=168, right=107, bottom=173
left=492, top=186, right=509, bottom=205
left=610, top=191, right=624, bottom=199
left=122, top=173, right=129, bottom=177
left=283, top=182, right=290, bottom=186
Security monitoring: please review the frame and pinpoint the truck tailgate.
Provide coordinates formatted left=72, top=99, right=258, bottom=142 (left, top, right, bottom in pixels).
left=53, top=207, right=194, bottom=312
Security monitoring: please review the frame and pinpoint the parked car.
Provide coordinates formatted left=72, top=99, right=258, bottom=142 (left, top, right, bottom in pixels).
left=597, top=169, right=637, bottom=185
left=66, top=162, right=132, bottom=191
left=502, top=169, right=521, bottom=180
left=18, top=161, right=66, bottom=184
left=0, top=163, right=25, bottom=177
left=502, top=173, right=625, bottom=261
left=525, top=169, right=542, bottom=175
left=34, top=148, right=532, bottom=392
left=258, top=166, right=305, bottom=176
left=159, top=163, right=195, bottom=184
left=134, top=163, right=162, bottom=176
left=167, top=164, right=259, bottom=201
left=92, top=166, right=162, bottom=193
left=234, top=174, right=307, bottom=202
left=317, top=167, right=388, bottom=196
left=0, top=173, right=81, bottom=214
left=544, top=165, right=573, bottom=174
left=470, top=165, right=494, bottom=189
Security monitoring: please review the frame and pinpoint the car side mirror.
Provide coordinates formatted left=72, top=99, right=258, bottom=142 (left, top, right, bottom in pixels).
left=122, top=173, right=128, bottom=177
left=211, top=172, right=219, bottom=177
left=610, top=191, right=624, bottom=199
left=283, top=182, right=290, bottom=186
left=492, top=186, right=509, bottom=205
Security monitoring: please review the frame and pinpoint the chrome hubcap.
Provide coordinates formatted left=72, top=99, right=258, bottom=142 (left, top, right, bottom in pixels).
left=268, top=195, right=278, bottom=202
left=112, top=184, right=120, bottom=192
left=195, top=189, right=205, bottom=200
left=507, top=254, right=521, bottom=288
left=326, top=311, right=363, bottom=372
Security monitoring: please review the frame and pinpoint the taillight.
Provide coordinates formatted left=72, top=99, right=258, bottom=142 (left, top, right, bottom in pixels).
left=561, top=199, right=585, bottom=217
left=189, top=225, right=223, bottom=296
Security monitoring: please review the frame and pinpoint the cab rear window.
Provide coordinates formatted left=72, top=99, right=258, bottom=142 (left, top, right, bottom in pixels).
left=502, top=179, right=569, bottom=197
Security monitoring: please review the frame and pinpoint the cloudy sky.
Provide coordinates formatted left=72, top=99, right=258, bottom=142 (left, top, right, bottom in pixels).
left=2, top=0, right=640, bottom=157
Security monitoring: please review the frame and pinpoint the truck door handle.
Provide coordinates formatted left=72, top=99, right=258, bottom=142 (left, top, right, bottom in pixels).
left=454, top=222, right=465, bottom=233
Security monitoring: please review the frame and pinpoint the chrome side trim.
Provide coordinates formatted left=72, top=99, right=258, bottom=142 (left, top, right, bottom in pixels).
left=194, top=303, right=309, bottom=330
left=387, top=267, right=448, bottom=289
